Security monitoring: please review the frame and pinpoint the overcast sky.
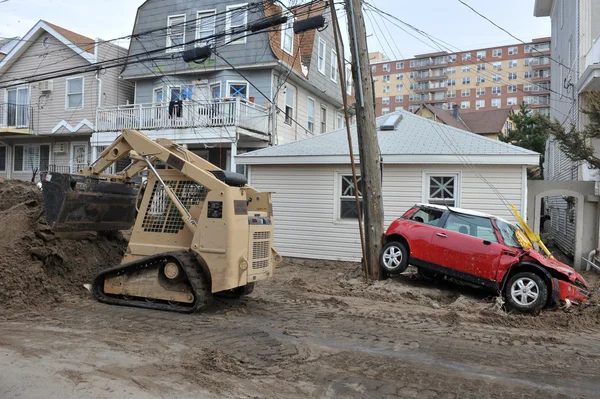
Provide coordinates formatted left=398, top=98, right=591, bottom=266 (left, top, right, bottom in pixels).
left=0, top=0, right=550, bottom=58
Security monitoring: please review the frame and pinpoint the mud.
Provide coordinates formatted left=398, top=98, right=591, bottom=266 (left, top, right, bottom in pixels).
left=0, top=179, right=127, bottom=310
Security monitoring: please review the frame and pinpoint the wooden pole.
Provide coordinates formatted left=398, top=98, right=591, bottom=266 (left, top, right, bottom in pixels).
left=344, top=0, right=384, bottom=280
left=329, top=0, right=369, bottom=283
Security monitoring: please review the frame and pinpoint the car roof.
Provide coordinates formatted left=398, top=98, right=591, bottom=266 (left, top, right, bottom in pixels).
left=415, top=203, right=510, bottom=223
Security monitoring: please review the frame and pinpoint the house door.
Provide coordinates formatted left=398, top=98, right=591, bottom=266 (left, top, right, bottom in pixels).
left=6, top=87, right=29, bottom=127
left=71, top=143, right=88, bottom=173
left=153, top=88, right=164, bottom=119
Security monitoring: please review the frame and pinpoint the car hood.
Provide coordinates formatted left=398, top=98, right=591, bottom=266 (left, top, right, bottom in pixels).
left=525, top=249, right=588, bottom=287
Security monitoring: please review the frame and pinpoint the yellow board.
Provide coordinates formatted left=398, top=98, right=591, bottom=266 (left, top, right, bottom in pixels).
left=510, top=205, right=554, bottom=259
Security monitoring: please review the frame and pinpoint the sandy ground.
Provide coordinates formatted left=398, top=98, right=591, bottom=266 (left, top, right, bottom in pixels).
left=1, top=257, right=599, bottom=399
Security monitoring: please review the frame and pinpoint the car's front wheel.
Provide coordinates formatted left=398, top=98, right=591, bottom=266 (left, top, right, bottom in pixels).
left=504, top=272, right=548, bottom=313
left=380, top=241, right=409, bottom=274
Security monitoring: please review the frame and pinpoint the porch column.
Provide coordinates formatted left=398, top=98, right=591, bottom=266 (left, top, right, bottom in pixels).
left=230, top=141, right=237, bottom=173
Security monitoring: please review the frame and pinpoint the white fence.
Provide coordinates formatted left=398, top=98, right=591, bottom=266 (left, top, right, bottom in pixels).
left=96, top=97, right=270, bottom=135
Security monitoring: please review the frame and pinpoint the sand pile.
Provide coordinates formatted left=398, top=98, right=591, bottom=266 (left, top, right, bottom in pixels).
left=0, top=179, right=128, bottom=310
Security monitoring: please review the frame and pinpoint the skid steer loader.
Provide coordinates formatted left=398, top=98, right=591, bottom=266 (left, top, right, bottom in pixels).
left=40, top=129, right=281, bottom=313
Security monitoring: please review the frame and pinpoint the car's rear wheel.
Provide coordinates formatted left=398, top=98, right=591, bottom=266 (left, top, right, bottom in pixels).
left=504, top=272, right=548, bottom=313
left=417, top=267, right=438, bottom=281
left=380, top=241, right=409, bottom=274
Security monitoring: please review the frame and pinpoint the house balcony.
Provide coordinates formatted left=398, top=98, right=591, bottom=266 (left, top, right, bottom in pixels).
left=414, top=84, right=448, bottom=93
left=415, top=73, right=447, bottom=82
left=95, top=98, right=270, bottom=136
left=531, top=61, right=551, bottom=69
left=578, top=34, right=600, bottom=92
left=0, top=103, right=33, bottom=135
left=531, top=73, right=551, bottom=82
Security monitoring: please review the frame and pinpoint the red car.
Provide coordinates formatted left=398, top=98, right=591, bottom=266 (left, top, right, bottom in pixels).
left=381, top=204, right=590, bottom=313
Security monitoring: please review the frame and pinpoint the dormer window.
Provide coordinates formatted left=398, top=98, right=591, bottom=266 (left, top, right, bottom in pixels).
left=281, top=14, right=294, bottom=55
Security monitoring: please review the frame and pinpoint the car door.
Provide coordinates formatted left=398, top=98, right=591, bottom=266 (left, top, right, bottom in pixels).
left=429, top=212, right=504, bottom=282
left=403, top=207, right=445, bottom=264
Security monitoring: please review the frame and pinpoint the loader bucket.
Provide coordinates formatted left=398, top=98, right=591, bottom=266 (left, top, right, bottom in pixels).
left=40, top=172, right=138, bottom=232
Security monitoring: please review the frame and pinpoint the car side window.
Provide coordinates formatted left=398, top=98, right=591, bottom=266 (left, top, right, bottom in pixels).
left=410, top=208, right=444, bottom=226
left=444, top=213, right=498, bottom=242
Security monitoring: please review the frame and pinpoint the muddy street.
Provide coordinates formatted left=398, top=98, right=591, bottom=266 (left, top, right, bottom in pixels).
left=1, top=258, right=599, bottom=399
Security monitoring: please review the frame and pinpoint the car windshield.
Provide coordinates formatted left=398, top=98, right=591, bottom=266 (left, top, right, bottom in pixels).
left=495, top=219, right=522, bottom=248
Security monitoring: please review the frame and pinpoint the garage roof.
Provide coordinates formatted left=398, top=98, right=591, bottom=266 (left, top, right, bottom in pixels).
left=237, top=110, right=539, bottom=165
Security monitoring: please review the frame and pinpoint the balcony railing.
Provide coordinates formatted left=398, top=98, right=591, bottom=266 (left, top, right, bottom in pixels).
left=96, top=97, right=270, bottom=135
left=585, top=34, right=600, bottom=70
left=0, top=103, right=32, bottom=131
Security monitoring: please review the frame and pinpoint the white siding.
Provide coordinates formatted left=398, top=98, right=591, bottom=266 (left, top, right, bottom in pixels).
left=250, top=163, right=525, bottom=262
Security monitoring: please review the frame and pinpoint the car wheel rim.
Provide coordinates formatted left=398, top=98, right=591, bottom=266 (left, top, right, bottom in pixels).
left=510, top=277, right=540, bottom=306
left=383, top=246, right=403, bottom=270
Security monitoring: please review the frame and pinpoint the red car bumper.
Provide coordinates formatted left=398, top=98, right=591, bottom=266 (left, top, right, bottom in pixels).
left=553, top=278, right=590, bottom=306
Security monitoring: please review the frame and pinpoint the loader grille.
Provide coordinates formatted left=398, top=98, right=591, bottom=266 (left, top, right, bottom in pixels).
left=251, top=231, right=270, bottom=269
left=142, top=180, right=208, bottom=234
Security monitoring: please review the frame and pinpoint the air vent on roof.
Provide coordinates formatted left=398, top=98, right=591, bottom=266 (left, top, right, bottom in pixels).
left=379, top=114, right=402, bottom=131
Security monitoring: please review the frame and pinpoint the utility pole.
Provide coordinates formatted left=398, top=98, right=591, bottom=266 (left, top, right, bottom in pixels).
left=345, top=0, right=384, bottom=280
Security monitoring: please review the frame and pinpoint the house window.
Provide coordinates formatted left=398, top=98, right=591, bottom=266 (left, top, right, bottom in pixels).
left=492, top=98, right=501, bottom=107
left=447, top=90, right=456, bottom=98
left=284, top=86, right=294, bottom=125
left=336, top=113, right=345, bottom=129
left=382, top=85, right=390, bottom=93
left=461, top=101, right=470, bottom=109
left=320, top=106, right=327, bottom=133
left=476, top=88, right=485, bottom=96
left=371, top=65, right=376, bottom=73
left=383, top=63, right=390, bottom=72
left=462, top=65, right=470, bottom=73
left=225, top=4, right=248, bottom=44
left=462, top=77, right=470, bottom=85
left=477, top=63, right=485, bottom=71
left=492, top=49, right=502, bottom=57
left=461, top=89, right=471, bottom=97
left=447, top=67, right=456, bottom=75
left=507, top=97, right=517, bottom=106
left=396, top=84, right=403, bottom=92
left=339, top=174, right=362, bottom=219
left=14, top=144, right=50, bottom=172
left=508, top=46, right=518, bottom=55
left=66, top=77, right=84, bottom=109
left=447, top=79, right=456, bottom=86
left=307, top=97, right=315, bottom=133
left=524, top=71, right=533, bottom=79
left=476, top=75, right=485, bottom=84
left=476, top=50, right=486, bottom=60
left=492, top=86, right=501, bottom=94
left=396, top=73, right=404, bottom=80
left=330, top=50, right=338, bottom=82
left=395, top=95, right=403, bottom=102
left=210, top=83, right=221, bottom=99
left=508, top=85, right=518, bottom=93
left=382, top=75, right=390, bottom=82
left=508, top=72, right=517, bottom=80
left=396, top=61, right=404, bottom=69
left=196, top=11, right=216, bottom=47
left=0, top=146, right=5, bottom=171
left=5, top=86, right=30, bottom=127
left=462, top=53, right=471, bottom=61
left=410, top=60, right=416, bottom=68
left=382, top=107, right=390, bottom=115
left=449, top=54, right=457, bottom=62
left=281, top=14, right=294, bottom=55
left=166, top=14, right=186, bottom=52
left=382, top=96, right=390, bottom=105
left=426, top=173, right=458, bottom=207
left=476, top=99, right=485, bottom=109
left=492, top=62, right=502, bottom=71
left=492, top=74, right=502, bottom=82
left=408, top=105, right=418, bottom=112
left=318, top=38, right=326, bottom=74
left=508, top=60, right=518, bottom=68
left=227, top=81, right=248, bottom=98
left=524, top=84, right=532, bottom=92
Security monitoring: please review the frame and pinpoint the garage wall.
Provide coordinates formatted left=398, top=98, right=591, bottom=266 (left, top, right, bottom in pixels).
left=249, top=163, right=525, bottom=261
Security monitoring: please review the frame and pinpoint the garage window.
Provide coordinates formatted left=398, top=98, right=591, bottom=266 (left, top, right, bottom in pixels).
left=339, top=174, right=362, bottom=219
left=425, top=173, right=459, bottom=207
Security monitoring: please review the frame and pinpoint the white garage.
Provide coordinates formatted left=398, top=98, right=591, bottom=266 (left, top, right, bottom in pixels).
left=237, top=111, right=539, bottom=261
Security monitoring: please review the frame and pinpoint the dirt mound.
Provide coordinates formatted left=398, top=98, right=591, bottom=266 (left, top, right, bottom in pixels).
left=0, top=179, right=128, bottom=311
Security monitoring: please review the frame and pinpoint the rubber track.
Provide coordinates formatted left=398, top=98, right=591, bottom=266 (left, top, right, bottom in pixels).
left=92, top=251, right=211, bottom=313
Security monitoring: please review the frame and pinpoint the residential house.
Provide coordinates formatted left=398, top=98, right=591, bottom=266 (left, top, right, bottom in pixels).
left=237, top=110, right=538, bottom=261
left=371, top=38, right=552, bottom=118
left=415, top=103, right=514, bottom=140
left=94, top=0, right=349, bottom=175
left=534, top=0, right=600, bottom=263
left=0, top=21, right=133, bottom=181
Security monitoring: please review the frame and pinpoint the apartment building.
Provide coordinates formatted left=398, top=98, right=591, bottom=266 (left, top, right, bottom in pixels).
left=370, top=38, right=551, bottom=118
left=95, top=0, right=347, bottom=175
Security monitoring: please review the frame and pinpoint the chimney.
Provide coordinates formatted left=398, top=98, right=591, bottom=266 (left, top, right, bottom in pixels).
left=453, top=104, right=459, bottom=120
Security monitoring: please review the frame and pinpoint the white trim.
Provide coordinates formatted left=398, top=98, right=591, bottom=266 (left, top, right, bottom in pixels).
left=521, top=164, right=527, bottom=218
left=225, top=3, right=248, bottom=45
left=196, top=9, right=216, bottom=47
left=133, top=81, right=138, bottom=104
left=0, top=21, right=96, bottom=73
left=236, top=154, right=540, bottom=166
left=320, top=104, right=328, bottom=134
left=70, top=141, right=88, bottom=173
left=153, top=86, right=164, bottom=103
left=65, top=76, right=84, bottom=110
left=330, top=50, right=338, bottom=82
left=12, top=143, right=52, bottom=173
left=421, top=170, right=461, bottom=208
left=209, top=81, right=222, bottom=99
left=166, top=14, right=186, bottom=53
left=333, top=170, right=363, bottom=223
left=307, top=96, right=316, bottom=134
left=51, top=119, right=94, bottom=134
left=317, top=37, right=326, bottom=75
left=225, top=80, right=249, bottom=99
left=280, top=11, right=294, bottom=55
